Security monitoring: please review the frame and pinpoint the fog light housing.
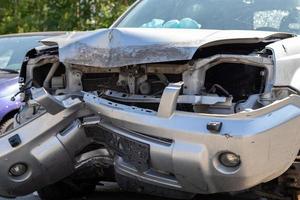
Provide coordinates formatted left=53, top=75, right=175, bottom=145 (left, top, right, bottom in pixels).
left=9, top=163, right=27, bottom=177
left=219, top=152, right=241, bottom=168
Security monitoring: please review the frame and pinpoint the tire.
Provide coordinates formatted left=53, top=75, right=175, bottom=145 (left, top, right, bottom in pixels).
left=38, top=180, right=96, bottom=200
left=0, top=118, right=14, bottom=136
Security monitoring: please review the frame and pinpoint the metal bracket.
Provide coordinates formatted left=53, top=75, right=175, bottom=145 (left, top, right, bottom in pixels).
left=157, top=82, right=183, bottom=118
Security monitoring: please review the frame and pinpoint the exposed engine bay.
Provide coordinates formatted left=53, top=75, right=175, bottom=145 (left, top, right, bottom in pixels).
left=25, top=44, right=286, bottom=116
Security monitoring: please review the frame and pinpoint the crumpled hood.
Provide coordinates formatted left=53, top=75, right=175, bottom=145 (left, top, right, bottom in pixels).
left=42, top=28, right=294, bottom=68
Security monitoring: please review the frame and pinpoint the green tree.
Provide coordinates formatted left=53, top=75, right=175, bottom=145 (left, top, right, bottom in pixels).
left=0, top=0, right=135, bottom=34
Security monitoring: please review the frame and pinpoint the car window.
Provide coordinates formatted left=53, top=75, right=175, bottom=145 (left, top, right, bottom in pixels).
left=0, top=36, right=46, bottom=71
left=116, top=0, right=300, bottom=34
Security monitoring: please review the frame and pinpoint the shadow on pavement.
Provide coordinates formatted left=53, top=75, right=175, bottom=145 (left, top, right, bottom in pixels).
left=0, top=182, right=260, bottom=200
left=70, top=182, right=259, bottom=200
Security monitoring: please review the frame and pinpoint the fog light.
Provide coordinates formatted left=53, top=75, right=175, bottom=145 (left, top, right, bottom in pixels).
left=219, top=152, right=241, bottom=168
left=9, top=163, right=27, bottom=177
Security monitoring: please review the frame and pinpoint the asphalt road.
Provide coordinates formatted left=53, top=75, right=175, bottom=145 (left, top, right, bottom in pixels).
left=0, top=183, right=263, bottom=200
left=0, top=193, right=260, bottom=200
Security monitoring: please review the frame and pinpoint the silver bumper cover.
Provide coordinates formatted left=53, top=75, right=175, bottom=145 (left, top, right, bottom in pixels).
left=0, top=86, right=299, bottom=197
left=84, top=88, right=300, bottom=194
left=0, top=107, right=91, bottom=197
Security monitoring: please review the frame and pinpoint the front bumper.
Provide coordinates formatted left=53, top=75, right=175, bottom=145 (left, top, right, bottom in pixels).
left=0, top=106, right=91, bottom=197
left=83, top=84, right=300, bottom=194
left=0, top=85, right=299, bottom=197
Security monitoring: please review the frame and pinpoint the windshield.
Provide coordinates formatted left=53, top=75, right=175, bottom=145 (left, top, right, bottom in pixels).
left=117, top=0, right=300, bottom=34
left=0, top=36, right=46, bottom=71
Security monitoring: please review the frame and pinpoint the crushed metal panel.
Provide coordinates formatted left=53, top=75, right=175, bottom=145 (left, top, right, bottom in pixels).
left=41, top=28, right=294, bottom=68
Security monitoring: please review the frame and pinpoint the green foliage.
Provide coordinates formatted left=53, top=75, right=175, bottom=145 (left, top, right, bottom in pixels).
left=0, top=0, right=135, bottom=34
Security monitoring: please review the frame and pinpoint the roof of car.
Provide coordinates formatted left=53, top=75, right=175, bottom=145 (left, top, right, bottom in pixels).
left=0, top=32, right=66, bottom=39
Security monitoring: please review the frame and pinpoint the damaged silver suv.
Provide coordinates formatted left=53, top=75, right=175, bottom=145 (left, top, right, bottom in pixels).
left=1, top=0, right=300, bottom=199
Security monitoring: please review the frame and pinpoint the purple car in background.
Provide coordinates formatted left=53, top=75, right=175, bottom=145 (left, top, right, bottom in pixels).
left=0, top=32, right=64, bottom=134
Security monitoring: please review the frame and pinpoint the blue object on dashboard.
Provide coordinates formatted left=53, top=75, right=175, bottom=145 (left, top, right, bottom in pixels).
left=163, top=20, right=180, bottom=28
left=179, top=18, right=202, bottom=29
left=141, top=19, right=165, bottom=28
left=142, top=18, right=202, bottom=29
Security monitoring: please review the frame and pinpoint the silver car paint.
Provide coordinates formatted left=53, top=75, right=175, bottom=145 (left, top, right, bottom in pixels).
left=267, top=36, right=300, bottom=91
left=83, top=85, right=300, bottom=193
left=0, top=86, right=299, bottom=196
left=0, top=107, right=92, bottom=197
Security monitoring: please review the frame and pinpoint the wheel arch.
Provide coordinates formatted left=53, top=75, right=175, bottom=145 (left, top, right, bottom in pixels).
left=0, top=109, right=19, bottom=124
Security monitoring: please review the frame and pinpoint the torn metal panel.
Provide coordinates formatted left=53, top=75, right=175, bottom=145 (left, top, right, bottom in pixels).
left=41, top=28, right=294, bottom=68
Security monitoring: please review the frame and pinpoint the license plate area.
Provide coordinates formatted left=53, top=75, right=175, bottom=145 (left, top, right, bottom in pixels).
left=104, top=131, right=150, bottom=172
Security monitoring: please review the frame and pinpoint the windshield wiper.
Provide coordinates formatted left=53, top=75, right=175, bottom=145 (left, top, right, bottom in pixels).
left=0, top=68, right=19, bottom=74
